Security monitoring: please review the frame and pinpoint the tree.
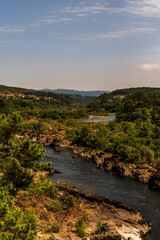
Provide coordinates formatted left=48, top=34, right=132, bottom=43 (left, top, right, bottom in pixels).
left=0, top=112, right=45, bottom=192
left=0, top=187, right=37, bottom=240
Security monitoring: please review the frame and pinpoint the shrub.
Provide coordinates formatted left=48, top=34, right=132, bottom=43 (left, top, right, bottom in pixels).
left=75, top=217, right=86, bottom=238
left=51, top=222, right=60, bottom=233
left=28, top=179, right=56, bottom=197
left=45, top=222, right=60, bottom=233
left=22, top=207, right=37, bottom=231
left=33, top=162, right=52, bottom=171
left=45, top=199, right=62, bottom=212
left=0, top=187, right=37, bottom=240
left=95, top=221, right=104, bottom=234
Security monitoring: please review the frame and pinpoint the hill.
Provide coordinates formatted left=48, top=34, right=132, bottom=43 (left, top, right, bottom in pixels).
left=87, top=87, right=160, bottom=113
left=0, top=84, right=26, bottom=93
left=111, top=87, right=160, bottom=96
left=41, top=88, right=110, bottom=97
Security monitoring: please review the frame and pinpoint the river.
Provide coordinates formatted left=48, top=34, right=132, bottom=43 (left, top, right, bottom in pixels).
left=43, top=147, right=160, bottom=240
left=78, top=114, right=116, bottom=123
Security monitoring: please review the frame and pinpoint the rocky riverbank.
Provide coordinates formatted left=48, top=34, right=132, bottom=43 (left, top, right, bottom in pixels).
left=25, top=129, right=160, bottom=190
left=14, top=168, right=151, bottom=240
left=55, top=183, right=151, bottom=240
left=70, top=145, right=160, bottom=190
left=19, top=130, right=154, bottom=239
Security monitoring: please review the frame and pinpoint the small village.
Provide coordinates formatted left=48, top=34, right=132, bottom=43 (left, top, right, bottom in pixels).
left=0, top=91, right=53, bottom=101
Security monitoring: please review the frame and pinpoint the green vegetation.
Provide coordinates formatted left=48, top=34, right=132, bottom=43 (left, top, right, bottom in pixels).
left=0, top=112, right=46, bottom=193
left=112, top=87, right=160, bottom=96
left=68, top=92, right=160, bottom=164
left=0, top=93, right=89, bottom=120
left=75, top=217, right=87, bottom=237
left=44, top=221, right=60, bottom=233
left=40, top=109, right=88, bottom=121
left=0, top=85, right=160, bottom=238
left=0, top=84, right=95, bottom=118
left=116, top=92, right=160, bottom=123
left=28, top=178, right=56, bottom=197
left=45, top=199, right=62, bottom=212
left=0, top=112, right=56, bottom=238
left=0, top=84, right=25, bottom=93
left=0, top=188, right=37, bottom=240
left=51, top=222, right=60, bottom=233
left=95, top=220, right=104, bottom=234
left=68, top=120, right=160, bottom=163
left=87, top=87, right=160, bottom=114
left=87, top=92, right=121, bottom=113
left=44, top=222, right=60, bottom=233
left=1, top=86, right=160, bottom=166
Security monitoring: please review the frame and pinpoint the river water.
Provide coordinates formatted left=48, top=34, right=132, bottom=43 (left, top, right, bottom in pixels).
left=78, top=114, right=116, bottom=123
left=43, top=147, right=160, bottom=240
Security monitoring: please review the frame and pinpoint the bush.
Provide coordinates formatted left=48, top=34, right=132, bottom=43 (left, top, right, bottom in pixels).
left=23, top=207, right=37, bottom=231
left=95, top=221, right=104, bottom=234
left=3, top=157, right=33, bottom=191
left=75, top=217, right=86, bottom=238
left=45, top=199, right=62, bottom=212
left=0, top=187, right=37, bottom=240
left=51, top=222, right=60, bottom=233
left=28, top=179, right=56, bottom=197
left=45, top=222, right=60, bottom=233
left=33, top=162, right=52, bottom=171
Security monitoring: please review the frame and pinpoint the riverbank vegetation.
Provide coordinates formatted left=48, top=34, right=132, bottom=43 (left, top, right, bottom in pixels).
left=1, top=85, right=160, bottom=167
left=68, top=92, right=160, bottom=165
left=0, top=85, right=159, bottom=238
left=0, top=112, right=151, bottom=239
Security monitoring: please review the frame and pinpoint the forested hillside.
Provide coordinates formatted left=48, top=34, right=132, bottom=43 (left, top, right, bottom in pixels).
left=0, top=85, right=95, bottom=119
left=112, top=87, right=160, bottom=96
left=87, top=92, right=121, bottom=113
left=70, top=92, right=160, bottom=165
left=0, top=85, right=159, bottom=238
left=1, top=85, right=160, bottom=166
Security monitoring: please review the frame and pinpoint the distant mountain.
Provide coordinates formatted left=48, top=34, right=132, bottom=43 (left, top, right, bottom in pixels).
left=0, top=84, right=97, bottom=107
left=41, top=89, right=110, bottom=97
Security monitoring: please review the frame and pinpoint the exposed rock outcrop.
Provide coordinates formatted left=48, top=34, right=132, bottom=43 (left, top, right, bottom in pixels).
left=56, top=184, right=151, bottom=240
left=25, top=130, right=160, bottom=190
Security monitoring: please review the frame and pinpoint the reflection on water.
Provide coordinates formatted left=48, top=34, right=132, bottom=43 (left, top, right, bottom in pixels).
left=43, top=147, right=160, bottom=240
left=78, top=114, right=116, bottom=123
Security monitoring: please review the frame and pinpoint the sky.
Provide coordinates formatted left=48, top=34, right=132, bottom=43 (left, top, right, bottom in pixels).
left=0, top=0, right=160, bottom=91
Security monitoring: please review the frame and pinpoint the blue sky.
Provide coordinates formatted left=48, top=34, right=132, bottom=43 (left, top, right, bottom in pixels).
left=0, top=0, right=160, bottom=90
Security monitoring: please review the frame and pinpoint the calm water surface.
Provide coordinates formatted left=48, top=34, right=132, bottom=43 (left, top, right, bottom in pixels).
left=43, top=147, right=160, bottom=240
left=78, top=114, right=116, bottom=123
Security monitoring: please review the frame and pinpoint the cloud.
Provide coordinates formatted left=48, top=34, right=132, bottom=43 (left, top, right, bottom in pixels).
left=0, top=16, right=73, bottom=34
left=124, top=0, right=160, bottom=17
left=137, top=64, right=160, bottom=70
left=97, top=27, right=154, bottom=39
left=41, top=17, right=73, bottom=24
left=59, top=26, right=154, bottom=42
left=0, top=26, right=26, bottom=33
left=62, top=0, right=160, bottom=18
left=63, top=2, right=109, bottom=15
left=2, top=0, right=159, bottom=36
left=76, top=13, right=88, bottom=17
left=60, top=0, right=160, bottom=18
left=58, top=35, right=88, bottom=41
